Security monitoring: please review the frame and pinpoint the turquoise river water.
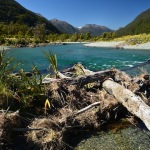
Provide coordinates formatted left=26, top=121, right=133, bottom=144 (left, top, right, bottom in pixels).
left=7, top=43, right=150, bottom=75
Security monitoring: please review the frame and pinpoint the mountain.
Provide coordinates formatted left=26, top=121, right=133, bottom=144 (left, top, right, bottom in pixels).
left=78, top=24, right=113, bottom=36
left=116, top=8, right=150, bottom=36
left=0, top=0, right=60, bottom=33
left=50, top=19, right=78, bottom=34
left=50, top=19, right=113, bottom=36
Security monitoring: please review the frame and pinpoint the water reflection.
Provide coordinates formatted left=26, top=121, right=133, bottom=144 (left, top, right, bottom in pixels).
left=73, top=119, right=150, bottom=150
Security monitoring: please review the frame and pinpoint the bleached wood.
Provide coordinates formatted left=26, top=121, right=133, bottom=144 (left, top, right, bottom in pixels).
left=74, top=102, right=100, bottom=116
left=103, top=79, right=150, bottom=130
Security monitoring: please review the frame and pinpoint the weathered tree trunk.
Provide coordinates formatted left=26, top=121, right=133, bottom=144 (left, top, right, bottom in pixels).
left=43, top=70, right=116, bottom=87
left=103, top=79, right=150, bottom=130
left=75, top=70, right=116, bottom=88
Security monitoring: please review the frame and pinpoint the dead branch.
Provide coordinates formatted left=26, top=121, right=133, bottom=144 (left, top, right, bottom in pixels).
left=74, top=102, right=100, bottom=116
left=12, top=128, right=43, bottom=132
left=42, top=77, right=60, bottom=84
left=43, top=69, right=116, bottom=88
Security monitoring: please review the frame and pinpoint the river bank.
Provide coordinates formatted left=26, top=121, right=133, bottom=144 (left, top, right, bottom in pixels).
left=0, top=42, right=89, bottom=50
left=1, top=41, right=150, bottom=50
left=84, top=41, right=150, bottom=50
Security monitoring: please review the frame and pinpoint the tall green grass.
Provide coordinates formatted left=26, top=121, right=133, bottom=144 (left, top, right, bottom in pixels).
left=43, top=50, right=58, bottom=78
left=0, top=49, right=46, bottom=111
left=0, top=49, right=59, bottom=115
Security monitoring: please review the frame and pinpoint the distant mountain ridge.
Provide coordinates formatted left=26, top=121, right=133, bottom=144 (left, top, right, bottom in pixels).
left=116, top=8, right=150, bottom=36
left=78, top=24, right=113, bottom=36
left=50, top=19, right=113, bottom=36
left=0, top=0, right=60, bottom=33
left=50, top=19, right=78, bottom=34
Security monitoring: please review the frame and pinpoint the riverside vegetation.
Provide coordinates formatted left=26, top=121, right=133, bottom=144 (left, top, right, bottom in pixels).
left=0, top=22, right=150, bottom=47
left=0, top=21, right=150, bottom=47
left=0, top=49, right=150, bottom=149
left=0, top=21, right=117, bottom=46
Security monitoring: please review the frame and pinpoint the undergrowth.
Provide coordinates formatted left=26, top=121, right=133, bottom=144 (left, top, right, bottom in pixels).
left=0, top=49, right=55, bottom=115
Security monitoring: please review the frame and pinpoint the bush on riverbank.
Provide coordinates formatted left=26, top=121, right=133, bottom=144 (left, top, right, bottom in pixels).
left=0, top=50, right=47, bottom=113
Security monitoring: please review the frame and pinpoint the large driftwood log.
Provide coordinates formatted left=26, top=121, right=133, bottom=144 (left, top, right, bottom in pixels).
left=43, top=69, right=116, bottom=87
left=43, top=62, right=133, bottom=89
left=103, top=79, right=150, bottom=130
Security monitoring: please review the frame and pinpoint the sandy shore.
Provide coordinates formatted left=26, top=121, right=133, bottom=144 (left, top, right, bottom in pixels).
left=84, top=41, right=150, bottom=50
left=123, top=42, right=150, bottom=49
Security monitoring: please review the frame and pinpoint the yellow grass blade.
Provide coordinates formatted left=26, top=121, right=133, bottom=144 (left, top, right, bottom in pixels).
left=44, top=99, right=51, bottom=114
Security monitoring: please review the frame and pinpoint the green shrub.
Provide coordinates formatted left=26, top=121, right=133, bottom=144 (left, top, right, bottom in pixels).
left=0, top=50, right=46, bottom=111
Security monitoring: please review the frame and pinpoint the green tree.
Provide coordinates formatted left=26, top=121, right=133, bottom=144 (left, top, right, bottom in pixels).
left=33, top=23, right=46, bottom=41
left=85, top=32, right=91, bottom=40
left=70, top=33, right=78, bottom=42
left=59, top=34, right=69, bottom=42
left=79, top=33, right=84, bottom=41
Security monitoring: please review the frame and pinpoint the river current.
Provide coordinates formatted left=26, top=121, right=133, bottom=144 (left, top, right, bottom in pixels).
left=7, top=43, right=150, bottom=75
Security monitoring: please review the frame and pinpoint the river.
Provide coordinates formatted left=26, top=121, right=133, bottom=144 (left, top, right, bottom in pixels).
left=7, top=43, right=150, bottom=75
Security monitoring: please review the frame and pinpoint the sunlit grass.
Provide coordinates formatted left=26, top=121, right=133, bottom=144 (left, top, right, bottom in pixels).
left=43, top=50, right=58, bottom=78
left=114, top=33, right=150, bottom=45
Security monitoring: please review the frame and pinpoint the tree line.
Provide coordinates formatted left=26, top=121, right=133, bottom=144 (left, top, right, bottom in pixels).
left=0, top=22, right=117, bottom=45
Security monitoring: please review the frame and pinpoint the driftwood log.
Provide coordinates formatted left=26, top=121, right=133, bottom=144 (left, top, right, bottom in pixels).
left=43, top=69, right=116, bottom=87
left=103, top=79, right=150, bottom=130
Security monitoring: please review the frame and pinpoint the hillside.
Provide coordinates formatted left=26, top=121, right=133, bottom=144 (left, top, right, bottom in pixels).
left=50, top=19, right=113, bottom=36
left=116, top=8, right=150, bottom=36
left=50, top=19, right=78, bottom=34
left=79, top=24, right=113, bottom=36
left=0, top=0, right=60, bottom=33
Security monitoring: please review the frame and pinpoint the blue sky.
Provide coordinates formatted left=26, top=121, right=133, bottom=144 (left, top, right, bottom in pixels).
left=15, top=0, right=150, bottom=30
